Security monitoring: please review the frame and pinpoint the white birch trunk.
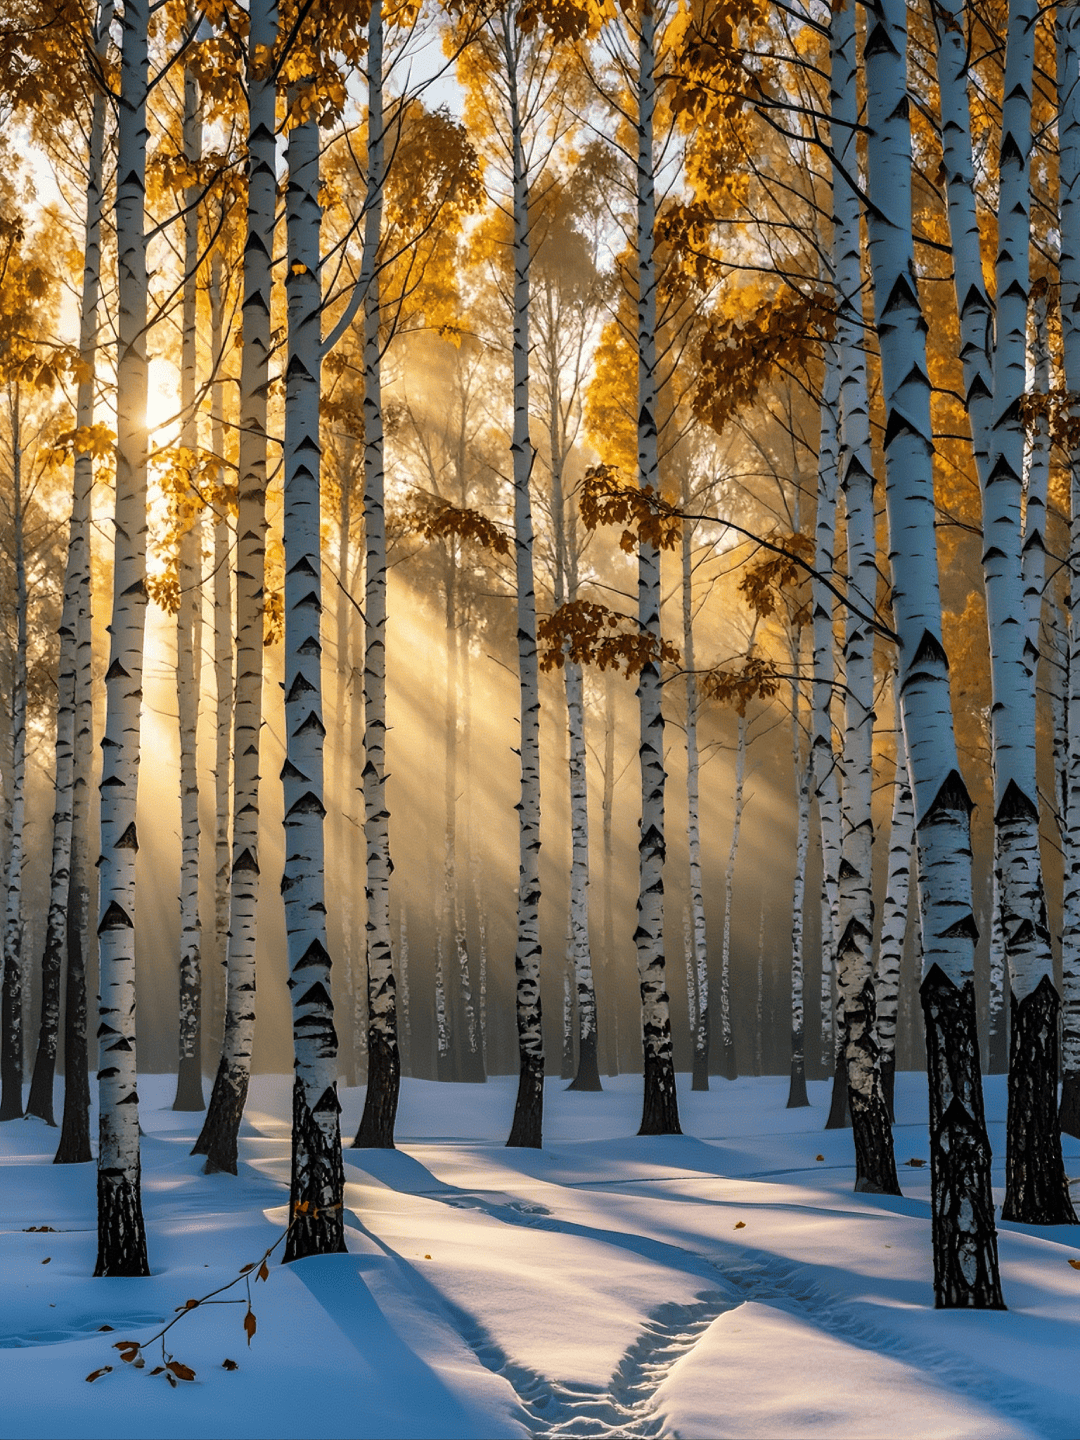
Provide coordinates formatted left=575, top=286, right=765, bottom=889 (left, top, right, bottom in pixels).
left=173, top=58, right=204, bottom=1112
left=788, top=702, right=811, bottom=1110
left=55, top=0, right=112, bottom=1165
left=1, top=393, right=27, bottom=1123
left=209, top=252, right=231, bottom=1075
left=95, top=0, right=150, bottom=1275
left=194, top=0, right=276, bottom=1174
left=682, top=503, right=709, bottom=1091
left=862, top=0, right=1002, bottom=1306
left=281, top=102, right=345, bottom=1261
left=832, top=0, right=897, bottom=1192
left=1055, top=0, right=1080, bottom=1137
left=503, top=14, right=544, bottom=1147
left=634, top=1, right=679, bottom=1132
left=353, top=0, right=401, bottom=1148
left=1022, top=288, right=1049, bottom=654
left=876, top=683, right=914, bottom=1118
left=811, top=353, right=841, bottom=1073
left=984, top=0, right=1072, bottom=1225
left=719, top=710, right=747, bottom=1082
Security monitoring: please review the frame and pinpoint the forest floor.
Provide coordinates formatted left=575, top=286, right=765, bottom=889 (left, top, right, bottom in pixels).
left=0, top=1070, right=1078, bottom=1438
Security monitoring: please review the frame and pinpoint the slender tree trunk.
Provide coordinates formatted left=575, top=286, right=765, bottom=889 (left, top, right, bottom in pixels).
left=194, top=0, right=276, bottom=1173
left=987, top=0, right=1073, bottom=1226
left=565, top=657, right=599, bottom=1089
left=682, top=508, right=709, bottom=1091
left=719, top=711, right=746, bottom=1083
left=876, top=685, right=913, bottom=1122
left=863, top=0, right=1003, bottom=1306
left=1056, top=2, right=1080, bottom=1138
left=811, top=353, right=841, bottom=1079
left=95, top=0, right=151, bottom=1275
left=54, top=2, right=111, bottom=1163
left=208, top=251, right=231, bottom=1077
left=2, top=392, right=28, bottom=1123
left=602, top=667, right=618, bottom=1076
left=633, top=3, right=679, bottom=1134
left=174, top=56, right=204, bottom=1112
left=504, top=19, right=544, bottom=1148
left=788, top=714, right=811, bottom=1110
left=354, top=0, right=401, bottom=1147
left=832, top=0, right=899, bottom=1192
left=280, top=102, right=346, bottom=1262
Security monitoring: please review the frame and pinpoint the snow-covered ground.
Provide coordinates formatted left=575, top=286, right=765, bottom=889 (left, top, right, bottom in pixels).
left=0, top=1071, right=1078, bottom=1438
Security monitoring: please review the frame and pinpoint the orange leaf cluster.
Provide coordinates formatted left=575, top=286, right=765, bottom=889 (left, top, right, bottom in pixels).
left=699, top=654, right=783, bottom=715
left=538, top=599, right=680, bottom=677
left=409, top=495, right=511, bottom=556
left=737, top=529, right=813, bottom=621
left=578, top=464, right=682, bottom=553
left=695, top=289, right=834, bottom=437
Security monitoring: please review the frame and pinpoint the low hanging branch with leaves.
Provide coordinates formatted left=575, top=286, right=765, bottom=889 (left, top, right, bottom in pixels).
left=579, top=465, right=897, bottom=642
left=82, top=1202, right=334, bottom=1387
left=405, top=492, right=512, bottom=555
left=538, top=598, right=681, bottom=676
left=699, top=653, right=784, bottom=715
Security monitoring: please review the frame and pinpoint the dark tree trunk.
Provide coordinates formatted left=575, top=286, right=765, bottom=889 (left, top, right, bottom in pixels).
left=28, top=926, right=63, bottom=1124
left=881, top=1053, right=896, bottom=1123
left=284, top=1078, right=348, bottom=1262
left=1060, top=1070, right=1080, bottom=1139
left=568, top=1029, right=602, bottom=1091
left=0, top=932, right=24, bottom=1120
left=787, top=1033, right=809, bottom=1108
left=173, top=1052, right=204, bottom=1111
left=193, top=1057, right=250, bottom=1174
left=847, top=977, right=901, bottom=1194
left=639, top=1051, right=681, bottom=1135
left=825, top=1045, right=850, bottom=1128
left=353, top=1025, right=400, bottom=1148
left=54, top=873, right=91, bottom=1165
left=94, top=1166, right=149, bottom=1276
left=1002, top=975, right=1077, bottom=1223
left=507, top=1052, right=544, bottom=1148
left=921, top=965, right=1005, bottom=1309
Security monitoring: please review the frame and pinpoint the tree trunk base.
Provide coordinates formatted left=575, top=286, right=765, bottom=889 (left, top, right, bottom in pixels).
left=94, top=1166, right=150, bottom=1277
left=172, top=1054, right=205, bottom=1111
left=880, top=1055, right=896, bottom=1123
left=55, top=879, right=91, bottom=1163
left=193, top=1058, right=249, bottom=1174
left=568, top=1031, right=602, bottom=1091
left=353, top=1028, right=400, bottom=1148
left=718, top=1037, right=737, bottom=1081
left=921, top=965, right=1005, bottom=1309
left=507, top=1053, right=544, bottom=1148
left=1002, top=976, right=1076, bottom=1224
left=639, top=1051, right=681, bottom=1135
left=26, top=1054, right=56, bottom=1126
left=825, top=1049, right=849, bottom=1128
left=786, top=1043, right=809, bottom=1108
left=1060, top=1070, right=1080, bottom=1139
left=284, top=1078, right=347, bottom=1262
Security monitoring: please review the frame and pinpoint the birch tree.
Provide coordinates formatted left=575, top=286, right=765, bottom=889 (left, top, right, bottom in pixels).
left=280, top=88, right=346, bottom=1262
left=862, top=0, right=1002, bottom=1306
left=876, top=684, right=914, bottom=1121
left=173, top=50, right=204, bottom=1113
left=351, top=0, right=401, bottom=1149
left=194, top=0, right=277, bottom=1175
left=1, top=389, right=27, bottom=1123
left=1056, top=0, right=1080, bottom=1138
left=95, top=0, right=150, bottom=1276
left=831, top=0, right=897, bottom=1194
left=54, top=3, right=113, bottom=1164
left=932, top=0, right=1074, bottom=1223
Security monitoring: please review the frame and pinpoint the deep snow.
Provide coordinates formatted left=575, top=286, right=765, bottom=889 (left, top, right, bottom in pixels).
left=0, top=1071, right=1078, bottom=1438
